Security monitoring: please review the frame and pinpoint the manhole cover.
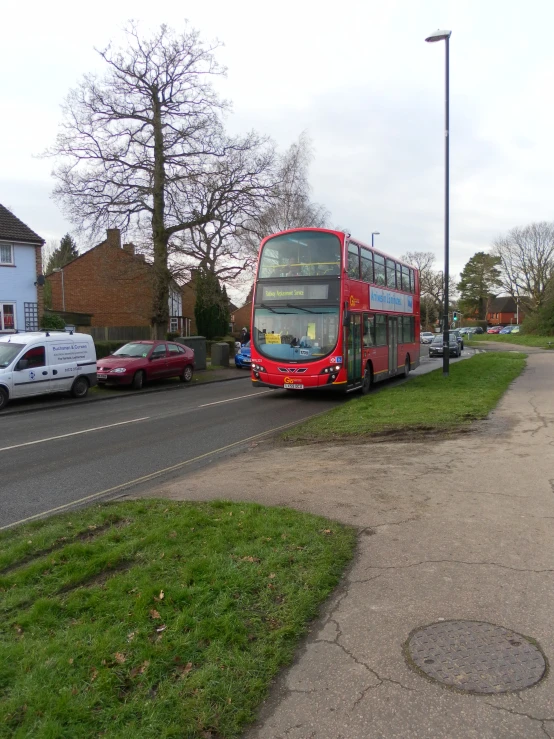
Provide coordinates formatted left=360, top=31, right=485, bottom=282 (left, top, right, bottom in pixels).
left=406, top=620, right=546, bottom=694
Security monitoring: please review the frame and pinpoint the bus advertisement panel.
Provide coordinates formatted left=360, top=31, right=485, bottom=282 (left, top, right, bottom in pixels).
left=250, top=228, right=420, bottom=394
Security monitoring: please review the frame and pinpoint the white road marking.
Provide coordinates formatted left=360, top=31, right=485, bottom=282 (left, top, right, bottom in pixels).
left=198, top=391, right=273, bottom=408
left=0, top=417, right=150, bottom=453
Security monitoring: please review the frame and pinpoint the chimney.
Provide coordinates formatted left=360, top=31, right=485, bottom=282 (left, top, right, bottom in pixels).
left=106, top=228, right=121, bottom=248
left=123, top=243, right=135, bottom=256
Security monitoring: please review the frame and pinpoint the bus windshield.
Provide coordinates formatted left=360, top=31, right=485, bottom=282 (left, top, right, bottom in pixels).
left=253, top=305, right=340, bottom=362
left=258, top=231, right=341, bottom=279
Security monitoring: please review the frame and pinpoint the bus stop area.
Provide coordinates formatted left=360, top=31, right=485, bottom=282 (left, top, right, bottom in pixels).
left=128, top=351, right=554, bottom=738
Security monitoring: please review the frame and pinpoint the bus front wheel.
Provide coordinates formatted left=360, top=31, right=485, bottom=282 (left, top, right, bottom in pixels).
left=403, top=356, right=410, bottom=377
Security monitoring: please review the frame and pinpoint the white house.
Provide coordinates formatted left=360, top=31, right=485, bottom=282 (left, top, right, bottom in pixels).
left=0, top=204, right=45, bottom=333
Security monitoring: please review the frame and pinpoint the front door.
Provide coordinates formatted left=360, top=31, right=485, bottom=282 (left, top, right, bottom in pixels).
left=347, top=313, right=362, bottom=386
left=12, top=345, right=51, bottom=398
left=388, top=317, right=398, bottom=376
left=148, top=344, right=169, bottom=378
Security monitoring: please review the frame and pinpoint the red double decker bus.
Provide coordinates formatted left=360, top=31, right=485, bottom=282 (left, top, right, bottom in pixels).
left=250, top=228, right=420, bottom=393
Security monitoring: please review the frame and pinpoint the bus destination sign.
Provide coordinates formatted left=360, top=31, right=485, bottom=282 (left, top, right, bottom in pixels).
left=260, top=284, right=329, bottom=301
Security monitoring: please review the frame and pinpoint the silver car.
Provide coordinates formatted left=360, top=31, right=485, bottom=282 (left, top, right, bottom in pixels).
left=420, top=332, right=435, bottom=344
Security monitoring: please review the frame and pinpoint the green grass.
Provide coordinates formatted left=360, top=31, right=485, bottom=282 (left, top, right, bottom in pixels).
left=0, top=500, right=355, bottom=738
left=283, top=352, right=526, bottom=442
left=466, top=333, right=554, bottom=349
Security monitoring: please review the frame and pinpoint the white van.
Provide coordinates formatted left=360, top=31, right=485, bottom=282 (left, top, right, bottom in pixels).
left=0, top=331, right=97, bottom=411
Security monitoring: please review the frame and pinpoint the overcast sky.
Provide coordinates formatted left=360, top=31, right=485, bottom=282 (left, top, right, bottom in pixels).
left=1, top=0, right=553, bottom=299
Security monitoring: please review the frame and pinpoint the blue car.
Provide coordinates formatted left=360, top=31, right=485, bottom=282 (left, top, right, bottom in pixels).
left=235, top=341, right=251, bottom=369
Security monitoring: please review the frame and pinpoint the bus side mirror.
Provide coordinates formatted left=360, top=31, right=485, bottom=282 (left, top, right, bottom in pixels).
left=342, top=311, right=350, bottom=327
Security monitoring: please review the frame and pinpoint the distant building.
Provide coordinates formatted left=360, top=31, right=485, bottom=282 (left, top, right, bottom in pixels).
left=486, top=296, right=524, bottom=326
left=0, top=203, right=45, bottom=333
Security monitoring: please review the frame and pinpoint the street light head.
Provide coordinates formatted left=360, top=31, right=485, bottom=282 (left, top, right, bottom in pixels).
left=372, top=231, right=380, bottom=236
left=52, top=268, right=62, bottom=273
left=425, top=29, right=452, bottom=42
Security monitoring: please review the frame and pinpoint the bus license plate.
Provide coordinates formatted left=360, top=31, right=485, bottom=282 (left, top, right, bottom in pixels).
left=285, top=383, right=304, bottom=390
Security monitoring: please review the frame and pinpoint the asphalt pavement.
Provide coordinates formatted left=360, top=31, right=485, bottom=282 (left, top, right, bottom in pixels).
left=0, top=349, right=475, bottom=530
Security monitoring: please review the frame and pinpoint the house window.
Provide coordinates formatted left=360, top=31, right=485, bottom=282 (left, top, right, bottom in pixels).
left=169, top=317, right=179, bottom=334
left=0, top=244, right=14, bottom=265
left=0, top=302, right=16, bottom=331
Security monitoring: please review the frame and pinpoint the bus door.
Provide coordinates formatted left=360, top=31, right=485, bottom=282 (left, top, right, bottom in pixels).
left=388, top=317, right=398, bottom=376
left=347, top=313, right=362, bottom=386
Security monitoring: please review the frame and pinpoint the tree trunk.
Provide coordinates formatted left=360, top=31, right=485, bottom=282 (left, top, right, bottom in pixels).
left=151, top=90, right=169, bottom=340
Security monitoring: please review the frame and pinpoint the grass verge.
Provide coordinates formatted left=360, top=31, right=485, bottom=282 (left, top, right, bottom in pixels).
left=0, top=500, right=355, bottom=738
left=282, top=352, right=526, bottom=442
left=467, top=334, right=554, bottom=349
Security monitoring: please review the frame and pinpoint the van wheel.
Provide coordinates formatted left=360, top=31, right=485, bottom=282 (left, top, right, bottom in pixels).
left=181, top=365, right=193, bottom=383
left=0, top=387, right=8, bottom=411
left=361, top=365, right=372, bottom=395
left=132, top=370, right=145, bottom=390
left=71, top=377, right=89, bottom=398
left=404, top=357, right=410, bottom=377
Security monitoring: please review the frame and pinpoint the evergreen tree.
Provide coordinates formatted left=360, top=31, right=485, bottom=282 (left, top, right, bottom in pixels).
left=46, top=233, right=78, bottom=274
left=194, top=269, right=229, bottom=339
left=457, top=252, right=502, bottom=320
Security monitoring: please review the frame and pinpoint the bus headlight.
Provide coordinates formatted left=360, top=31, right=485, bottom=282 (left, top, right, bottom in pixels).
left=252, top=363, right=266, bottom=372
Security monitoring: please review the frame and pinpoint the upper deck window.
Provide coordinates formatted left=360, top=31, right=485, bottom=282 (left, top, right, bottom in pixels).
left=258, top=231, right=341, bottom=279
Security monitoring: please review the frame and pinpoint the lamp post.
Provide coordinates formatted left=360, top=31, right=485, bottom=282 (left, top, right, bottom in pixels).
left=426, top=28, right=452, bottom=377
left=371, top=231, right=380, bottom=247
left=53, top=267, right=65, bottom=312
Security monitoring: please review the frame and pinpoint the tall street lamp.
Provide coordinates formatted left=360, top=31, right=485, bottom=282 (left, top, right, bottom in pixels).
left=426, top=28, right=452, bottom=377
left=53, top=267, right=66, bottom=312
left=371, top=231, right=380, bottom=247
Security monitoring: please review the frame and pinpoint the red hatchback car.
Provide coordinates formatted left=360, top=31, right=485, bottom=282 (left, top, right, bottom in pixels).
left=97, top=340, right=195, bottom=390
left=487, top=326, right=503, bottom=334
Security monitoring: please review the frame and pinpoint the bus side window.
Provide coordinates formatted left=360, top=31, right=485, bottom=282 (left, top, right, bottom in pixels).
left=374, top=254, right=386, bottom=286
left=361, top=248, right=373, bottom=283
left=410, top=269, right=415, bottom=293
left=363, top=313, right=375, bottom=347
left=386, top=259, right=396, bottom=289
left=402, top=265, right=410, bottom=291
left=348, top=242, right=360, bottom=279
left=375, top=315, right=387, bottom=345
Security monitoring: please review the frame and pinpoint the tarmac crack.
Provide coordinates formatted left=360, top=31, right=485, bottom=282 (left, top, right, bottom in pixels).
left=334, top=640, right=417, bottom=696
left=485, top=702, right=554, bottom=737
left=524, top=396, right=549, bottom=437
left=363, top=559, right=554, bottom=574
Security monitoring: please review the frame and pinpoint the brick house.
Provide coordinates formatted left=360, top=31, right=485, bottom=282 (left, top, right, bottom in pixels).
left=0, top=204, right=44, bottom=333
left=46, top=228, right=187, bottom=333
left=231, top=302, right=252, bottom=333
left=486, top=296, right=524, bottom=326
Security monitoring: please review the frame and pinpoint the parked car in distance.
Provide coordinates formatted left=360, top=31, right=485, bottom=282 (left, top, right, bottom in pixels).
left=487, top=326, right=503, bottom=334
left=459, top=327, right=475, bottom=336
left=499, top=326, right=514, bottom=334
left=420, top=332, right=434, bottom=344
left=473, top=326, right=484, bottom=334
left=449, top=329, right=464, bottom=350
left=97, top=340, right=194, bottom=390
left=510, top=325, right=521, bottom=334
left=429, top=334, right=461, bottom=358
left=235, top=341, right=251, bottom=369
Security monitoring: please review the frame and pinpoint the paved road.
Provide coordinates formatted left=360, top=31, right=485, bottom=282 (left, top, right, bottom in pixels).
left=0, top=350, right=474, bottom=530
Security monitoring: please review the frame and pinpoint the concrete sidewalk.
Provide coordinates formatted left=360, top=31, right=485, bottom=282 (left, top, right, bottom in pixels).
left=130, top=353, right=554, bottom=738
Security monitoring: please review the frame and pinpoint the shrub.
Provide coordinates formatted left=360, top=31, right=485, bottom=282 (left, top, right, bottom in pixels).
left=94, top=340, right=129, bottom=359
left=166, top=332, right=180, bottom=341
left=40, top=313, right=65, bottom=330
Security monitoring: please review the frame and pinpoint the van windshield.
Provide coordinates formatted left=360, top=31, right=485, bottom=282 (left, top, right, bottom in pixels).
left=0, top=343, right=24, bottom=368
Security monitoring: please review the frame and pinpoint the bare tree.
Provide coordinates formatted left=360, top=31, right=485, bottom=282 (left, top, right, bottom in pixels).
left=239, top=132, right=330, bottom=257
left=48, top=22, right=274, bottom=337
left=402, top=251, right=457, bottom=324
left=492, top=222, right=554, bottom=312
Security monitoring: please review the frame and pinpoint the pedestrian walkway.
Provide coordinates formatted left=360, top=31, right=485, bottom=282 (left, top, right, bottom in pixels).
left=139, top=353, right=554, bottom=738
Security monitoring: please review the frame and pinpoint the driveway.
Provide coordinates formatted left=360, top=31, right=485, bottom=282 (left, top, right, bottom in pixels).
left=127, top=352, right=554, bottom=738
